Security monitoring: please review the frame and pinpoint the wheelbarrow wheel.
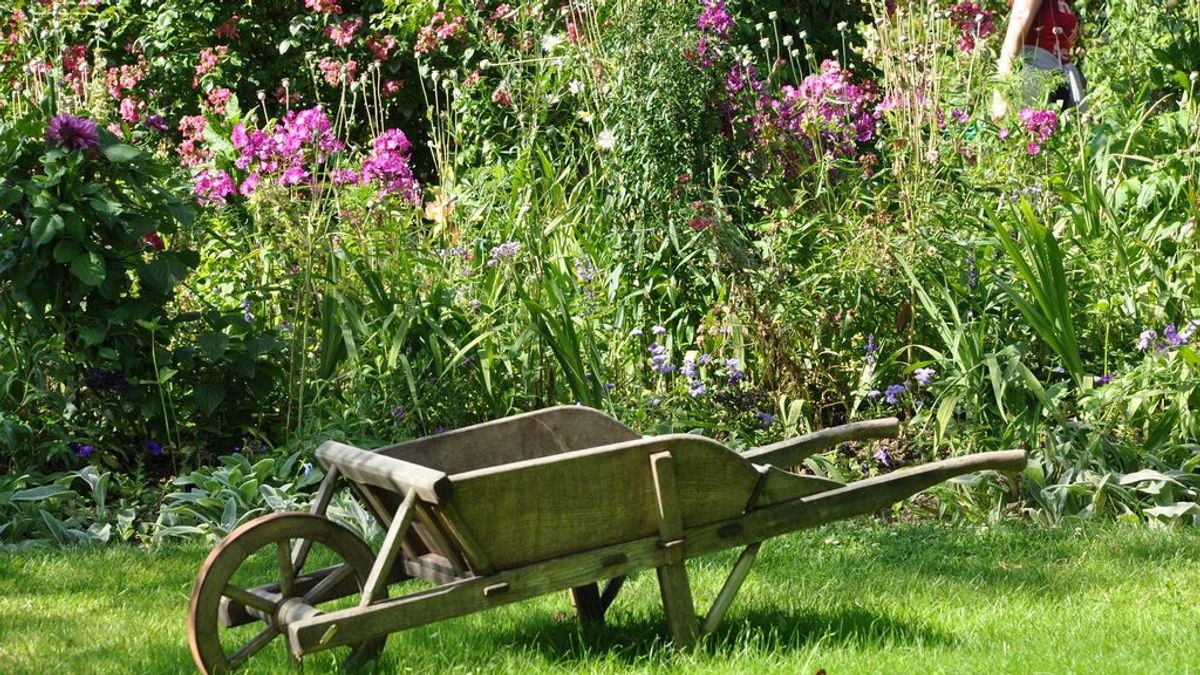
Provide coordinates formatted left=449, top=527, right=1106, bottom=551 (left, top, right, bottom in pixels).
left=188, top=512, right=386, bottom=673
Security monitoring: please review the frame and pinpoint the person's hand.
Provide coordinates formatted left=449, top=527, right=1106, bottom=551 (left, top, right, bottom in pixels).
left=990, top=90, right=1009, bottom=120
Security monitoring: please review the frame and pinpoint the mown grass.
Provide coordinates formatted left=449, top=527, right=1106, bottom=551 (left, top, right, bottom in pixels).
left=1, top=520, right=1198, bottom=674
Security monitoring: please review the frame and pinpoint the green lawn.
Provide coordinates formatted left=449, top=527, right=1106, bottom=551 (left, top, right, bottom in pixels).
left=2, top=521, right=1198, bottom=674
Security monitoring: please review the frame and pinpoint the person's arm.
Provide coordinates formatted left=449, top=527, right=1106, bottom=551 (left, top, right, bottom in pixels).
left=992, top=0, right=1042, bottom=117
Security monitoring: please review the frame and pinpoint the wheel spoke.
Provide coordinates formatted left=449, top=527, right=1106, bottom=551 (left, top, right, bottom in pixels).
left=276, top=539, right=296, bottom=598
left=303, top=563, right=354, bottom=605
left=227, top=624, right=280, bottom=669
left=223, top=585, right=277, bottom=615
left=291, top=537, right=314, bottom=574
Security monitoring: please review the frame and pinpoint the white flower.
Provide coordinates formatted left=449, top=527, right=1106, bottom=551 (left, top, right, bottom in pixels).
left=759, top=37, right=770, bottom=49
left=836, top=21, right=848, bottom=32
left=789, top=48, right=800, bottom=58
left=542, top=34, right=564, bottom=52
left=576, top=110, right=594, bottom=123
left=768, top=11, right=778, bottom=20
left=782, top=35, right=793, bottom=46
left=596, top=129, right=615, bottom=150
left=569, top=79, right=583, bottom=94
left=798, top=30, right=808, bottom=40
left=755, top=22, right=764, bottom=32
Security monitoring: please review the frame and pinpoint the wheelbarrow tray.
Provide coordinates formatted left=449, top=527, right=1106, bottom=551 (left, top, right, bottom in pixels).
left=189, top=406, right=1025, bottom=671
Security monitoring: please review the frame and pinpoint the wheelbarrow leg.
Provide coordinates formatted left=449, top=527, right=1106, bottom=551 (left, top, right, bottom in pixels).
left=569, top=583, right=605, bottom=624
left=650, top=452, right=699, bottom=648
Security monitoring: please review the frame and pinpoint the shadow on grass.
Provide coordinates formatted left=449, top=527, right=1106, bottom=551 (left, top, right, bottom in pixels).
left=477, top=604, right=953, bottom=665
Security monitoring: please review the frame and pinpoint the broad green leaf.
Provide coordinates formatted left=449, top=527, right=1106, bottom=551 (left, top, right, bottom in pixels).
left=196, top=332, right=230, bottom=361
left=102, top=142, right=140, bottom=163
left=194, top=382, right=225, bottom=415
left=142, top=256, right=190, bottom=295
left=30, top=213, right=64, bottom=246
left=69, top=249, right=106, bottom=286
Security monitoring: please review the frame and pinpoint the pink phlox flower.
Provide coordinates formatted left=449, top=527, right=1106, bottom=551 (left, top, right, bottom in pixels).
left=366, top=34, right=397, bottom=60
left=205, top=87, right=232, bottom=114
left=193, top=168, right=236, bottom=205
left=325, top=17, right=362, bottom=47
left=360, top=128, right=420, bottom=203
left=305, top=0, right=343, bottom=13
left=1019, top=107, right=1058, bottom=143
left=697, top=0, right=733, bottom=41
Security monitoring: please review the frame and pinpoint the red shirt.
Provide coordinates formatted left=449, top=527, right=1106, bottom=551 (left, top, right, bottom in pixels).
left=1025, top=0, right=1079, bottom=58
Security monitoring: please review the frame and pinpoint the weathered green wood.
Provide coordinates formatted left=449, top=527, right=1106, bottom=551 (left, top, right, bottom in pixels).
left=316, top=441, right=452, bottom=503
left=404, top=553, right=467, bottom=584
left=361, top=490, right=416, bottom=607
left=700, top=543, right=760, bottom=635
left=412, top=501, right=470, bottom=575
left=287, top=449, right=1025, bottom=657
left=742, top=417, right=900, bottom=468
left=568, top=583, right=605, bottom=624
left=449, top=434, right=760, bottom=570
left=751, top=464, right=845, bottom=507
left=650, top=451, right=699, bottom=648
left=434, top=499, right=495, bottom=575
left=288, top=530, right=673, bottom=655
left=374, top=405, right=641, bottom=474
left=599, top=576, right=625, bottom=611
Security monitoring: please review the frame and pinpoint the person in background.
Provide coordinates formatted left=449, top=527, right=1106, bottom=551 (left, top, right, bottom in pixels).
left=991, top=0, right=1084, bottom=117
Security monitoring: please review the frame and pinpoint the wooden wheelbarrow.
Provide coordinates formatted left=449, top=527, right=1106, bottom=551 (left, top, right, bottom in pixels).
left=187, top=406, right=1025, bottom=672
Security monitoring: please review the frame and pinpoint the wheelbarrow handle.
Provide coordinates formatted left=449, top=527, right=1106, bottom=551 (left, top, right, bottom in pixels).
left=743, top=417, right=900, bottom=468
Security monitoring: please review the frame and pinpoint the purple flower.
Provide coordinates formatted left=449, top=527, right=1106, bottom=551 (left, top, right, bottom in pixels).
left=46, top=114, right=100, bottom=152
left=487, top=241, right=521, bottom=266
left=1163, top=324, right=1185, bottom=347
left=144, top=113, right=169, bottom=133
left=393, top=405, right=406, bottom=418
left=629, top=328, right=644, bottom=336
left=755, top=411, right=776, bottom=428
left=884, top=383, right=906, bottom=405
left=649, top=343, right=675, bottom=374
left=913, top=367, right=936, bottom=386
left=1136, top=329, right=1157, bottom=351
left=867, top=389, right=881, bottom=398
left=873, top=446, right=892, bottom=468
left=434, top=426, right=447, bottom=434
left=651, top=325, right=667, bottom=335
left=697, top=0, right=733, bottom=40
left=145, top=439, right=163, bottom=456
left=241, top=297, right=253, bottom=323
left=681, top=357, right=698, bottom=379
left=688, top=379, right=707, bottom=397
left=1095, top=374, right=1113, bottom=386
left=74, top=443, right=94, bottom=458
left=360, top=128, right=421, bottom=203
left=725, top=358, right=747, bottom=385
left=864, top=333, right=877, bottom=364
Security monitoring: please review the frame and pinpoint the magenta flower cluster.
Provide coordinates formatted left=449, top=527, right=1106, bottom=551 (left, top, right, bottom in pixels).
left=233, top=106, right=344, bottom=189
left=949, top=1, right=996, bottom=52
left=725, top=59, right=879, bottom=177
left=1019, top=107, right=1058, bottom=155
left=359, top=129, right=421, bottom=203
left=192, top=107, right=419, bottom=206
left=773, top=60, right=879, bottom=153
